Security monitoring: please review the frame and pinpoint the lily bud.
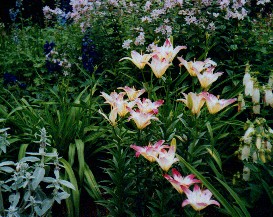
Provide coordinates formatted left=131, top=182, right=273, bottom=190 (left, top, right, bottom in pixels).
left=265, top=140, right=272, bottom=152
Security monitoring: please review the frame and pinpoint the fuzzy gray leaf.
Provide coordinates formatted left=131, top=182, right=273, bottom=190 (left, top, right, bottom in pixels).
left=32, top=167, right=45, bottom=190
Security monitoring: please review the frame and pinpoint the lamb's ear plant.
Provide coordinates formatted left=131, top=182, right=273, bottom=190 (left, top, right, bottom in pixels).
left=0, top=127, right=75, bottom=217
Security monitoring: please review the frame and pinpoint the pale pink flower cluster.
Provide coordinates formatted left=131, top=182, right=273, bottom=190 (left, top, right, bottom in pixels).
left=43, top=6, right=70, bottom=21
left=122, top=39, right=133, bottom=50
left=121, top=38, right=186, bottom=78
left=131, top=140, right=178, bottom=171
left=45, top=48, right=72, bottom=76
left=100, top=86, right=163, bottom=129
left=177, top=57, right=236, bottom=114
left=131, top=140, right=220, bottom=211
left=43, top=0, right=270, bottom=42
left=242, top=65, right=273, bottom=114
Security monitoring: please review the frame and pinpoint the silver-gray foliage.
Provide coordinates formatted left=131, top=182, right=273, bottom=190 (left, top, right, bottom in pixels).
left=0, top=128, right=75, bottom=217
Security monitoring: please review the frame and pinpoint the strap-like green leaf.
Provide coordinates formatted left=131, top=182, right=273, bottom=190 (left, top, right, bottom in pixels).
left=215, top=177, right=251, bottom=217
left=84, top=163, right=102, bottom=200
left=177, top=154, right=240, bottom=217
left=75, top=139, right=85, bottom=185
left=60, top=158, right=80, bottom=217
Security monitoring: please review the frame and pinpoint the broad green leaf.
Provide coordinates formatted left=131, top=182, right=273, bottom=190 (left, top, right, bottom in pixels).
left=75, top=139, right=85, bottom=185
left=60, top=158, right=80, bottom=217
left=84, top=163, right=102, bottom=200
left=206, top=147, right=222, bottom=170
left=18, top=144, right=29, bottom=161
left=68, top=143, right=76, bottom=167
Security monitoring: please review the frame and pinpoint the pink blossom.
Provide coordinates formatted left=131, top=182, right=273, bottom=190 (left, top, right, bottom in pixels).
left=182, top=184, right=220, bottom=211
left=130, top=140, right=168, bottom=162
left=164, top=168, right=201, bottom=194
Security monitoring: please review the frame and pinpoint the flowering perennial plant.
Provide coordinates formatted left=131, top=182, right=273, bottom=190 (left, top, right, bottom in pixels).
left=163, top=168, right=201, bottom=194
left=131, top=139, right=220, bottom=211
left=242, top=64, right=273, bottom=114
left=237, top=118, right=273, bottom=179
left=44, top=41, right=72, bottom=76
left=100, top=87, right=163, bottom=129
left=181, top=184, right=220, bottom=211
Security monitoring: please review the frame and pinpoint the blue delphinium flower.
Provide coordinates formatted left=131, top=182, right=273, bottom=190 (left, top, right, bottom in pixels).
left=3, top=73, right=17, bottom=85
left=9, top=9, right=18, bottom=22
left=19, top=83, right=27, bottom=89
left=82, top=35, right=98, bottom=73
left=44, top=41, right=62, bottom=73
left=44, top=41, right=55, bottom=55
left=45, top=60, right=62, bottom=73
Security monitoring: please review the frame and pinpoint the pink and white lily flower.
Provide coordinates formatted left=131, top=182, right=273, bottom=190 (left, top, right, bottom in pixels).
left=117, top=86, right=145, bottom=101
left=153, top=38, right=187, bottom=63
left=135, top=98, right=164, bottom=114
left=178, top=57, right=217, bottom=77
left=196, top=70, right=223, bottom=90
left=177, top=92, right=206, bottom=115
left=201, top=92, right=237, bottom=114
left=100, top=91, right=135, bottom=117
left=182, top=184, right=220, bottom=211
left=164, top=168, right=201, bottom=194
left=155, top=144, right=179, bottom=172
left=147, top=54, right=171, bottom=78
left=127, top=108, right=159, bottom=130
left=120, top=50, right=152, bottom=69
left=101, top=91, right=125, bottom=106
left=98, top=108, right=118, bottom=126
left=130, top=140, right=168, bottom=162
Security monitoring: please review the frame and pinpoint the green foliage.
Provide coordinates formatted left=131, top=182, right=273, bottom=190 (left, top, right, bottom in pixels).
left=0, top=127, right=74, bottom=216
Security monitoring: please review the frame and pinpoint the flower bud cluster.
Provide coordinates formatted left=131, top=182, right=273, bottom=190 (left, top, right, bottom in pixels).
left=242, top=64, right=273, bottom=114
left=237, top=118, right=273, bottom=180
